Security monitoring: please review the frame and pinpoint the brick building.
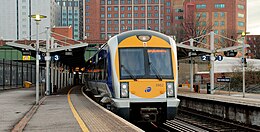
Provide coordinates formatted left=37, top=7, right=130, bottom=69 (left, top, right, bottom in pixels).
left=85, top=0, right=174, bottom=40
left=172, top=0, right=246, bottom=45
left=246, top=35, right=260, bottom=59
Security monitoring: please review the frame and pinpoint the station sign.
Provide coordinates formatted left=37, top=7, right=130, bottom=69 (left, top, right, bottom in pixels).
left=201, top=55, right=223, bottom=61
left=22, top=56, right=31, bottom=61
left=38, top=55, right=60, bottom=61
left=217, top=77, right=231, bottom=82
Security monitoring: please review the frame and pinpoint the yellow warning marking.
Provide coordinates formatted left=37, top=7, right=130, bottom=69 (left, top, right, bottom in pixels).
left=67, top=88, right=89, bottom=132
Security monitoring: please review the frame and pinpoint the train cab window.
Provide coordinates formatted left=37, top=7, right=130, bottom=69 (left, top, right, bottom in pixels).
left=119, top=48, right=145, bottom=79
left=119, top=48, right=173, bottom=80
left=147, top=48, right=173, bottom=79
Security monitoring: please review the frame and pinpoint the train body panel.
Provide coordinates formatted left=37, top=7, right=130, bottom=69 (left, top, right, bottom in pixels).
left=84, top=30, right=180, bottom=123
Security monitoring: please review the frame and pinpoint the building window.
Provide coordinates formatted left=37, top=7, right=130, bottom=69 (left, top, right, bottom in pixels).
left=141, top=20, right=145, bottom=24
left=155, top=6, right=159, bottom=11
left=220, top=21, right=225, bottom=26
left=141, top=6, right=145, bottom=10
left=148, top=13, right=152, bottom=17
left=114, top=7, right=118, bottom=11
left=214, top=12, right=218, bottom=18
left=127, top=20, right=132, bottom=24
left=108, top=7, right=111, bottom=11
left=196, top=4, right=206, bottom=9
left=238, top=13, right=244, bottom=18
left=107, top=20, right=112, bottom=24
left=221, top=30, right=225, bottom=34
left=166, top=9, right=170, bottom=13
left=74, top=1, right=78, bottom=7
left=101, top=27, right=105, bottom=31
left=86, top=26, right=90, bottom=30
left=220, top=12, right=225, bottom=17
left=214, top=21, right=219, bottom=26
left=238, top=21, right=244, bottom=27
left=166, top=2, right=170, bottom=6
left=196, top=13, right=200, bottom=18
left=215, top=4, right=225, bottom=8
left=134, top=6, right=138, bottom=10
left=238, top=4, right=244, bottom=10
left=148, top=6, right=151, bottom=10
left=134, top=20, right=138, bottom=24
left=114, top=14, right=118, bottom=18
left=108, top=14, right=111, bottom=18
left=202, top=12, right=206, bottom=17
left=127, top=0, right=131, bottom=4
left=121, top=7, right=125, bottom=11
left=175, top=9, right=183, bottom=12
left=202, top=21, right=206, bottom=26
left=121, top=14, right=125, bottom=18
left=127, top=6, right=131, bottom=11
left=148, top=19, right=152, bottom=24
left=101, top=14, right=105, bottom=18
left=107, top=0, right=111, bottom=5
left=114, top=0, right=118, bottom=4
left=141, top=13, right=145, bottom=17
left=101, top=0, right=105, bottom=5
left=127, top=13, right=131, bottom=17
left=121, top=20, right=125, bottom=24
left=114, top=20, right=118, bottom=24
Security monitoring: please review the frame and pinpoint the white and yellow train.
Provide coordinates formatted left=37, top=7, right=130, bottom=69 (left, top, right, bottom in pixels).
left=84, top=30, right=180, bottom=123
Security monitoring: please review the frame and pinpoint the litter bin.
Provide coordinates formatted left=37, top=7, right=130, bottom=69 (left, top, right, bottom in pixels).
left=24, top=81, right=32, bottom=88
left=193, top=84, right=200, bottom=93
left=206, top=83, right=211, bottom=94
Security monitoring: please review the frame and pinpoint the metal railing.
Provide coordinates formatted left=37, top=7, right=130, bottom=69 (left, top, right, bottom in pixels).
left=0, top=59, right=45, bottom=90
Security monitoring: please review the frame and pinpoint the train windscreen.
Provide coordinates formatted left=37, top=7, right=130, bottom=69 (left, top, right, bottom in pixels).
left=119, top=48, right=173, bottom=80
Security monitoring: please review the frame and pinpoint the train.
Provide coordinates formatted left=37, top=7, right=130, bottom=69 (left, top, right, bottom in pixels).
left=83, top=30, right=180, bottom=123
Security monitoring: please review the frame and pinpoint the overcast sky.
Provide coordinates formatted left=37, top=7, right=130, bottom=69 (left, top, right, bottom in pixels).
left=247, top=0, right=260, bottom=35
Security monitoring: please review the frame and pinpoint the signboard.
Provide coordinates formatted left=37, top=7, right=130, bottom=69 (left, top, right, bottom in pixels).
left=201, top=55, right=223, bottom=61
left=22, top=56, right=31, bottom=61
left=65, top=51, right=73, bottom=56
left=217, top=77, right=231, bottom=82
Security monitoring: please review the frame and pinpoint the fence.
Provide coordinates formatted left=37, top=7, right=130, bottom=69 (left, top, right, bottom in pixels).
left=0, top=59, right=45, bottom=90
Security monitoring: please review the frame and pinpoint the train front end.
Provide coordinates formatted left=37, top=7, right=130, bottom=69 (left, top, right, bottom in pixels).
left=108, top=30, right=180, bottom=123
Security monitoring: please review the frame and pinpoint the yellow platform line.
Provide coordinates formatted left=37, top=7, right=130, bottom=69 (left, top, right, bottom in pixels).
left=67, top=88, right=89, bottom=132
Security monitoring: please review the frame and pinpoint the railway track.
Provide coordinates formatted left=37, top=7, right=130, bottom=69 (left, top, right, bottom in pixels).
left=160, top=108, right=260, bottom=132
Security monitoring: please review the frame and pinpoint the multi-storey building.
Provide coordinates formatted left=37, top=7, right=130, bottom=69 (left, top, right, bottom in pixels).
left=85, top=0, right=174, bottom=40
left=246, top=35, right=260, bottom=59
left=172, top=0, right=246, bottom=45
left=55, top=0, right=84, bottom=40
left=0, top=0, right=60, bottom=40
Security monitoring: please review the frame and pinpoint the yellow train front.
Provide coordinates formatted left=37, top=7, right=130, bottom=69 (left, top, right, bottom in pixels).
left=85, top=30, right=180, bottom=123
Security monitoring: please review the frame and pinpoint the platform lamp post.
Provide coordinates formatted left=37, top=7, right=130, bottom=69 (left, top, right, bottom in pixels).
left=241, top=31, right=249, bottom=98
left=30, top=14, right=47, bottom=104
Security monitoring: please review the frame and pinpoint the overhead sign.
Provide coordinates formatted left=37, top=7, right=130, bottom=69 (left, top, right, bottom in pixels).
left=65, top=51, right=73, bottom=56
left=217, top=77, right=231, bottom=82
left=22, top=56, right=31, bottom=61
left=201, top=55, right=223, bottom=61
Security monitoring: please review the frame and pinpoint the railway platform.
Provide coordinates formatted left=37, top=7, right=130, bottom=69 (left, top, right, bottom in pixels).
left=0, top=86, right=143, bottom=132
left=178, top=87, right=260, bottom=127
left=178, top=87, right=260, bottom=106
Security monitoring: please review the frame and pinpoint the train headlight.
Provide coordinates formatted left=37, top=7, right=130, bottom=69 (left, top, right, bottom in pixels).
left=137, top=35, right=151, bottom=42
left=166, top=82, right=174, bottom=97
left=120, top=82, right=129, bottom=98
